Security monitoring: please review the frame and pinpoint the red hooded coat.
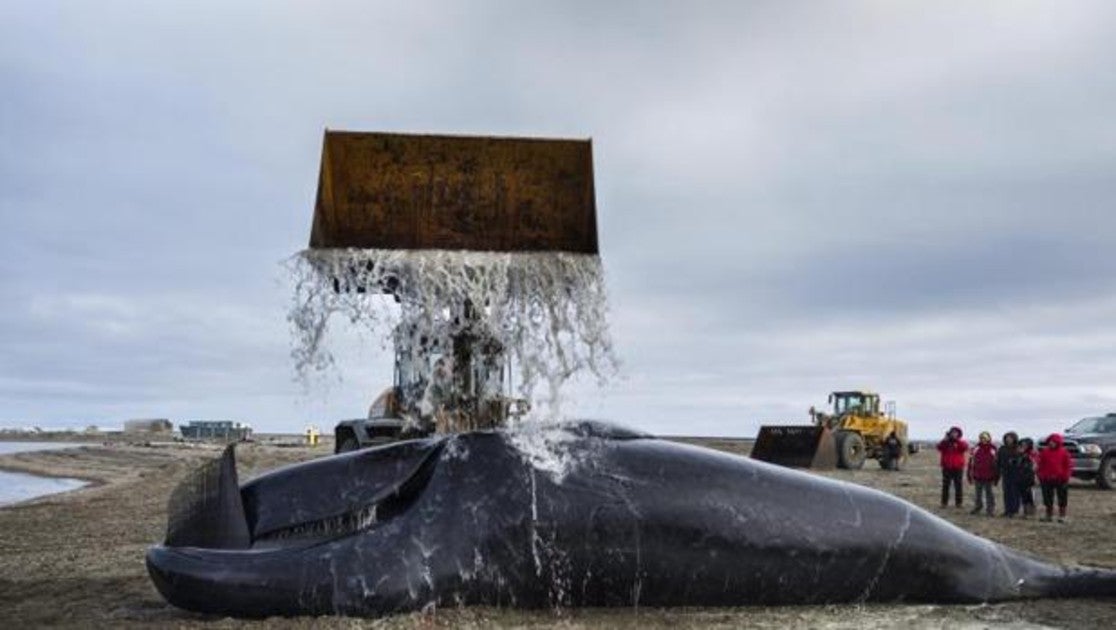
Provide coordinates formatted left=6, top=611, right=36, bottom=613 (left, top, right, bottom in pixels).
left=1036, top=433, right=1073, bottom=484
left=937, top=426, right=969, bottom=471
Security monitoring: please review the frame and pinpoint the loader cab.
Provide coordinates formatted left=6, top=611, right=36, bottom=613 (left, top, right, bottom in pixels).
left=830, top=391, right=880, bottom=418
left=390, top=319, right=524, bottom=432
left=340, top=323, right=522, bottom=453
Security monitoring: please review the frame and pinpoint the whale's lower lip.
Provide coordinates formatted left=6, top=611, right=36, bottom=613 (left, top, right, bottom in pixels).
left=146, top=544, right=314, bottom=618
left=146, top=546, right=240, bottom=598
left=146, top=546, right=206, bottom=614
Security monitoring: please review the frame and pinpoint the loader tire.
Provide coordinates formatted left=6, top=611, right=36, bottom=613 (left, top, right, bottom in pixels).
left=338, top=437, right=361, bottom=453
left=837, top=431, right=866, bottom=470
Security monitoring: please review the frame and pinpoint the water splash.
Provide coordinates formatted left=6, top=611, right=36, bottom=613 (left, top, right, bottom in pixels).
left=287, top=248, right=618, bottom=421
left=505, top=422, right=585, bottom=483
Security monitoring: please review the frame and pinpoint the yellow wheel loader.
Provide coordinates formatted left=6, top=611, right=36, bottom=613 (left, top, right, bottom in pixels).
left=752, top=390, right=914, bottom=470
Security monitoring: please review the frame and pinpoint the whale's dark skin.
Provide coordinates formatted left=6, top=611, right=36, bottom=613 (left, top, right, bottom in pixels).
left=146, top=422, right=1115, bottom=617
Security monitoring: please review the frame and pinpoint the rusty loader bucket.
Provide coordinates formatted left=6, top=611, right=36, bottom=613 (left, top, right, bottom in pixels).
left=309, top=131, right=598, bottom=254
left=751, top=425, right=838, bottom=469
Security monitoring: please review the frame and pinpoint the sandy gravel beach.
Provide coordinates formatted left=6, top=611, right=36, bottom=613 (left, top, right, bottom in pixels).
left=0, top=436, right=1112, bottom=629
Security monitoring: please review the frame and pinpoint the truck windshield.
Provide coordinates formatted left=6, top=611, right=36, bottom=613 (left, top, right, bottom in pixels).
left=1068, top=417, right=1116, bottom=434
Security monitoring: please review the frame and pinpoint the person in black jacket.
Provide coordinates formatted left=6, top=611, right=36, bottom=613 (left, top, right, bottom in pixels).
left=997, top=431, right=1022, bottom=517
left=881, top=431, right=903, bottom=471
left=1017, top=437, right=1038, bottom=518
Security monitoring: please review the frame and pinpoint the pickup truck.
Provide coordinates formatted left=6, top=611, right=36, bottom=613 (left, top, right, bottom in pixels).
left=1060, top=414, right=1116, bottom=490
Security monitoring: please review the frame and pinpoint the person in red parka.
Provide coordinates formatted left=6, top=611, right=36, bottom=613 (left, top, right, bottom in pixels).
left=937, top=426, right=969, bottom=508
left=967, top=431, right=999, bottom=516
left=1036, top=433, right=1073, bottom=522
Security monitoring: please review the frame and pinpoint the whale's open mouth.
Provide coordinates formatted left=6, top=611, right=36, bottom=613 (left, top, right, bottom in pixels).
left=253, top=503, right=381, bottom=543
left=163, top=438, right=446, bottom=550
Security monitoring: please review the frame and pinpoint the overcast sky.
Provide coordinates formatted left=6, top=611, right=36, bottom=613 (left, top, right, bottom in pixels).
left=3, top=1, right=1116, bottom=438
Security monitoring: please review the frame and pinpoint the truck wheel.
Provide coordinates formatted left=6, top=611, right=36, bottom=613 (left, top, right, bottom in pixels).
left=338, top=436, right=361, bottom=453
left=837, top=432, right=866, bottom=470
left=1098, top=456, right=1115, bottom=490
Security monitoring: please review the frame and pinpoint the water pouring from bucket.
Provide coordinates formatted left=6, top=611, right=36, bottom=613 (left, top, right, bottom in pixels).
left=288, top=131, right=617, bottom=440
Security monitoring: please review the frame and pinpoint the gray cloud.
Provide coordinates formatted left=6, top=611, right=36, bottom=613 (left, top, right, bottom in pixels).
left=3, top=1, right=1116, bottom=437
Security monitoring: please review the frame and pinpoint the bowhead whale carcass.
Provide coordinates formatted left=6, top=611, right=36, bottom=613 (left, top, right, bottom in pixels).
left=146, top=422, right=1115, bottom=617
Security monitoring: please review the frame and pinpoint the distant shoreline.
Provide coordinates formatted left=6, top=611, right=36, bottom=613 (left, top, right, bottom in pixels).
left=0, top=431, right=113, bottom=443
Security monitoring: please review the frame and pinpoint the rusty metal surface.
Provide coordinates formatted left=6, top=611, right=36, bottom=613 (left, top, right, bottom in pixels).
left=309, top=131, right=598, bottom=253
left=751, top=425, right=838, bottom=469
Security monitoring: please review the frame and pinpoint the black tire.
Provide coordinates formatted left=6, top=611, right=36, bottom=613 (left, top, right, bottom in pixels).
left=907, top=441, right=920, bottom=454
left=837, top=432, right=866, bottom=469
left=1098, top=456, right=1115, bottom=490
left=337, top=436, right=361, bottom=453
left=878, top=456, right=902, bottom=471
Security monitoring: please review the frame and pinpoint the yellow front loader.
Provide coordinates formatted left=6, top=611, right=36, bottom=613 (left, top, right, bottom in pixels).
left=753, top=390, right=914, bottom=470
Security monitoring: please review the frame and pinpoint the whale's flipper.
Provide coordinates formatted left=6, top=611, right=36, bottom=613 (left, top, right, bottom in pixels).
left=165, top=444, right=250, bottom=549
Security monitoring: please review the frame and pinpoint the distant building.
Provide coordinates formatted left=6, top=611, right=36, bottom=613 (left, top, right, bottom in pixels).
left=123, top=418, right=174, bottom=434
left=179, top=420, right=252, bottom=442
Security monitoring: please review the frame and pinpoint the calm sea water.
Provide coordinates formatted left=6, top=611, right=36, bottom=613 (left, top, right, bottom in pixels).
left=0, top=442, right=88, bottom=506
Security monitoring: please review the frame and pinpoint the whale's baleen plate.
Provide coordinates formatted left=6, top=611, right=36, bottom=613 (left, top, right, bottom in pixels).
left=146, top=422, right=1116, bottom=617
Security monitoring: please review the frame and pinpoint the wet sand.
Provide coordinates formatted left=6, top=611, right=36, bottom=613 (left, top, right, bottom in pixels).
left=0, top=436, right=1112, bottom=629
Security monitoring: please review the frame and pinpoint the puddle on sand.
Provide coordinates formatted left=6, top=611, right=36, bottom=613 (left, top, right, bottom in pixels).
left=0, top=442, right=88, bottom=506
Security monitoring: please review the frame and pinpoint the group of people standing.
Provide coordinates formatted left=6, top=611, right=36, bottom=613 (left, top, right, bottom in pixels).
left=936, top=426, right=1073, bottom=522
